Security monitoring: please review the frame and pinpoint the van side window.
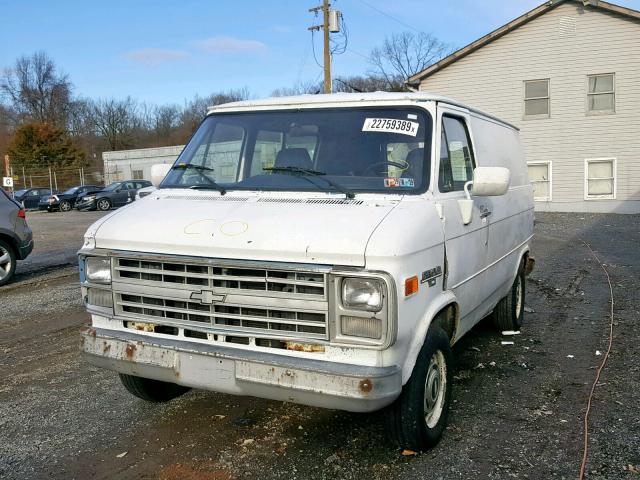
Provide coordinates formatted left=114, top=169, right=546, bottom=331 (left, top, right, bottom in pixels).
left=438, top=116, right=475, bottom=192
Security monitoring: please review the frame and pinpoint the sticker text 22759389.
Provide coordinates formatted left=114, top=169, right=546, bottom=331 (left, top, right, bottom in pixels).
left=362, top=118, right=419, bottom=137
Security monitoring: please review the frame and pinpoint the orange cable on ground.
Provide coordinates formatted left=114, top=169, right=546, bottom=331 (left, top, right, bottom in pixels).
left=578, top=240, right=615, bottom=480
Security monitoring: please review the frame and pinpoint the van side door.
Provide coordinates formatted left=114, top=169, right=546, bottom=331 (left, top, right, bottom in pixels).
left=435, top=106, right=491, bottom=337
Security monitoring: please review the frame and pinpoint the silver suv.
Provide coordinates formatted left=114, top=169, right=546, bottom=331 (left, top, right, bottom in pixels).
left=0, top=189, right=34, bottom=285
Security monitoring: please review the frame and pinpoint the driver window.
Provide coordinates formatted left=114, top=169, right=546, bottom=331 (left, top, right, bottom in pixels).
left=438, top=116, right=475, bottom=192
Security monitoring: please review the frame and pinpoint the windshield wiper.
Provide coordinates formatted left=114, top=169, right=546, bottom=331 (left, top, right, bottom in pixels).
left=171, top=163, right=227, bottom=195
left=264, top=166, right=355, bottom=199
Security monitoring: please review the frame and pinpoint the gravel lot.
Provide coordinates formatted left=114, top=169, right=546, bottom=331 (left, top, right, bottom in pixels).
left=0, top=211, right=638, bottom=480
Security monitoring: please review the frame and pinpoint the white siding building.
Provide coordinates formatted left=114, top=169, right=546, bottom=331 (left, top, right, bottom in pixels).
left=409, top=0, right=640, bottom=213
left=103, top=145, right=184, bottom=184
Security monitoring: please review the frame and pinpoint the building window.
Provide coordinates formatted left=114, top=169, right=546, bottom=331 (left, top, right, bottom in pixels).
left=527, top=161, right=552, bottom=201
left=587, top=74, right=615, bottom=113
left=524, top=79, right=550, bottom=118
left=132, top=169, right=144, bottom=180
left=585, top=158, right=616, bottom=200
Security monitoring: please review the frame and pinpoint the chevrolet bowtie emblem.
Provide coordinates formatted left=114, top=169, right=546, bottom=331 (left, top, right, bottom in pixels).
left=190, top=290, right=226, bottom=305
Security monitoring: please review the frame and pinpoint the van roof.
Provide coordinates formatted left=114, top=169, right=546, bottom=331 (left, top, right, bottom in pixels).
left=207, top=91, right=519, bottom=131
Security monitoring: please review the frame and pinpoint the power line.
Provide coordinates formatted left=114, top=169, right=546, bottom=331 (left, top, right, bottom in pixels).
left=354, top=0, right=425, bottom=34
left=345, top=47, right=369, bottom=60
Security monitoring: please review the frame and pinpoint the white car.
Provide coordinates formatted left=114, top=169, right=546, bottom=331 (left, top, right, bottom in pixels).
left=79, top=92, right=534, bottom=451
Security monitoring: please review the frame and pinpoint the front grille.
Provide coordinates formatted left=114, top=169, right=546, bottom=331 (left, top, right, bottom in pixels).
left=112, top=256, right=329, bottom=343
left=114, top=258, right=325, bottom=297
left=115, top=293, right=327, bottom=339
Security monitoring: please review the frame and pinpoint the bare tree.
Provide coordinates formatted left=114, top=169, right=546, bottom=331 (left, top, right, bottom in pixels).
left=90, top=97, right=141, bottom=151
left=271, top=81, right=322, bottom=97
left=0, top=51, right=73, bottom=127
left=370, top=32, right=451, bottom=91
left=178, top=88, right=251, bottom=138
left=151, top=104, right=181, bottom=144
left=333, top=75, right=390, bottom=93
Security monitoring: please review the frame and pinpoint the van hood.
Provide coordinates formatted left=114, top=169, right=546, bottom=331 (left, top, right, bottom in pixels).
left=89, top=192, right=400, bottom=267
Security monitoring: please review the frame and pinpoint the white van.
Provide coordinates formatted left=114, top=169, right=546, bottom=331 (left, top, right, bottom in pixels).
left=79, top=92, right=534, bottom=451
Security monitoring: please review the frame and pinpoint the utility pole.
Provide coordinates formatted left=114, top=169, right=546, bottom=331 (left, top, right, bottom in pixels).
left=309, top=1, right=341, bottom=94
left=47, top=160, right=53, bottom=194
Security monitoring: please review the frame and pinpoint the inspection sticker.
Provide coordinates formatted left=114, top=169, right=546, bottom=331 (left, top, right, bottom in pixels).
left=363, top=118, right=419, bottom=137
left=384, top=177, right=415, bottom=188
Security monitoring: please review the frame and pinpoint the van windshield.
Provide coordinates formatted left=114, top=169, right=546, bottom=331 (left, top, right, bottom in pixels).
left=161, top=107, right=432, bottom=195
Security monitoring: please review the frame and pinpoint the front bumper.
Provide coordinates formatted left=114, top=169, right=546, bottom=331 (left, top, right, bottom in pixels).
left=18, top=238, right=34, bottom=259
left=81, top=327, right=402, bottom=412
left=76, top=199, right=96, bottom=210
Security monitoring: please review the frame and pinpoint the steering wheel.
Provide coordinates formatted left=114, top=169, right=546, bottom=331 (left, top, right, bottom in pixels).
left=362, top=160, right=407, bottom=176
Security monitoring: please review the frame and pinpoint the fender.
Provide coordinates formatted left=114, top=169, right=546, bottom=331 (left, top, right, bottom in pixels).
left=400, top=289, right=457, bottom=385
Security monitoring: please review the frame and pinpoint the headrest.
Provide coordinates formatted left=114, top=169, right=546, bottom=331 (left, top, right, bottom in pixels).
left=274, top=148, right=313, bottom=169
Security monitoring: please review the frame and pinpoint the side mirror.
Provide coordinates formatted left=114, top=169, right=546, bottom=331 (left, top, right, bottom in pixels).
left=151, top=163, right=172, bottom=187
left=458, top=167, right=510, bottom=225
left=470, top=167, right=510, bottom=197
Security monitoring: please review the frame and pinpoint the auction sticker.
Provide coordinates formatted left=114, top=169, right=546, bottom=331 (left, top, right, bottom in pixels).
left=363, top=118, right=419, bottom=137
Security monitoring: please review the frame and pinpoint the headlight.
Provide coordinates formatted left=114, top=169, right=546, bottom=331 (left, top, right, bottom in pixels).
left=342, top=278, right=383, bottom=312
left=85, top=257, right=111, bottom=284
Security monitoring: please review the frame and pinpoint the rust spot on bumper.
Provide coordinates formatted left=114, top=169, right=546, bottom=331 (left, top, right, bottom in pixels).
left=125, top=343, right=137, bottom=359
left=103, top=342, right=111, bottom=354
left=359, top=379, right=373, bottom=394
left=80, top=326, right=97, bottom=337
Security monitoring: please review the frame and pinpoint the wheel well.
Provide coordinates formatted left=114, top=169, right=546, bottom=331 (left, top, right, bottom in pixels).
left=0, top=233, right=18, bottom=257
left=432, top=303, right=458, bottom=342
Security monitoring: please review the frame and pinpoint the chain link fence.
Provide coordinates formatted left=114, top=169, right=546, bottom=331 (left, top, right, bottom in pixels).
left=5, top=166, right=105, bottom=192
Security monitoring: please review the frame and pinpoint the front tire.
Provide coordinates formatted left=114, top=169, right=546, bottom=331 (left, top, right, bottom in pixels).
left=0, top=239, right=17, bottom=286
left=492, top=269, right=525, bottom=331
left=59, top=200, right=72, bottom=212
left=119, top=374, right=190, bottom=402
left=385, top=325, right=453, bottom=451
left=96, top=198, right=111, bottom=211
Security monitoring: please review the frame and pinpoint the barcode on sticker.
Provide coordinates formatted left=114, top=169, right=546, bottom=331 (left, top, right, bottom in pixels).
left=362, top=118, right=419, bottom=137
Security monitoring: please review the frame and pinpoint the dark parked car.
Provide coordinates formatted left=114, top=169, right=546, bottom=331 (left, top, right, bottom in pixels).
left=39, top=185, right=101, bottom=212
left=75, top=180, right=152, bottom=211
left=13, top=187, right=56, bottom=210
left=0, top=189, right=33, bottom=286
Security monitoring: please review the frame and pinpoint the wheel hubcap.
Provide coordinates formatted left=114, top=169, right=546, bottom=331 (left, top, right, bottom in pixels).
left=515, top=276, right=523, bottom=318
left=61, top=202, right=70, bottom=211
left=98, top=200, right=109, bottom=210
left=0, top=246, right=12, bottom=281
left=424, top=350, right=447, bottom=428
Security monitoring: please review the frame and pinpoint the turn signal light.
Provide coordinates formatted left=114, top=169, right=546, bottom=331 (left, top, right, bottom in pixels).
left=405, top=276, right=419, bottom=297
left=18, top=209, right=25, bottom=219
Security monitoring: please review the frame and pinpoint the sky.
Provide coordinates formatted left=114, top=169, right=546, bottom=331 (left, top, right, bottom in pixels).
left=2, top=0, right=639, bottom=106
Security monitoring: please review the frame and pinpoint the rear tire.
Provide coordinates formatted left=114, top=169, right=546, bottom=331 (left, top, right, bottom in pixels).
left=492, top=269, right=525, bottom=331
left=385, top=325, right=453, bottom=451
left=119, top=374, right=190, bottom=402
left=59, top=200, right=72, bottom=212
left=0, top=239, right=17, bottom=286
left=96, top=198, right=111, bottom=211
